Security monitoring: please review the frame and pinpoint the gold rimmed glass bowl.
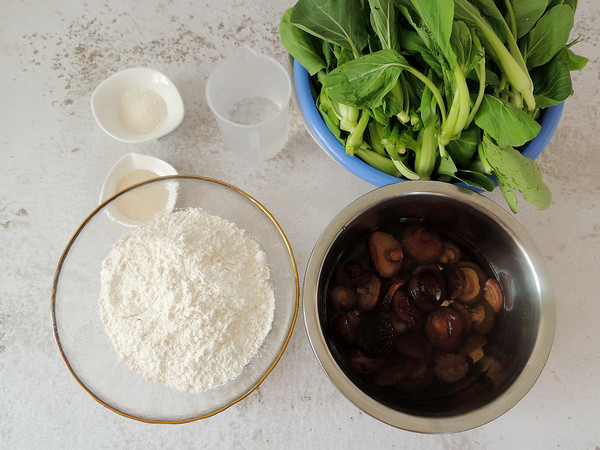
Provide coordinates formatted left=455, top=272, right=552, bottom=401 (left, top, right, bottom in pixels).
left=52, top=175, right=298, bottom=423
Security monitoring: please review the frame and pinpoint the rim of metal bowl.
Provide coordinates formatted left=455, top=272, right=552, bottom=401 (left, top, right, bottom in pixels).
left=51, top=174, right=299, bottom=424
left=290, top=58, right=564, bottom=189
left=302, top=181, right=555, bottom=433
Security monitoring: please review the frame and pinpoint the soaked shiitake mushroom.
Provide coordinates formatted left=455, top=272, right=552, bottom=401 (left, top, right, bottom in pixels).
left=396, top=331, right=434, bottom=363
left=368, top=231, right=404, bottom=278
left=372, top=356, right=414, bottom=387
left=467, top=300, right=495, bottom=335
left=391, top=289, right=423, bottom=332
left=396, top=362, right=435, bottom=392
left=330, top=310, right=360, bottom=346
left=378, top=272, right=410, bottom=312
left=450, top=301, right=472, bottom=335
left=383, top=311, right=408, bottom=334
left=329, top=285, right=358, bottom=311
left=455, top=262, right=487, bottom=304
left=408, top=264, right=446, bottom=311
left=484, top=278, right=503, bottom=313
left=356, top=275, right=382, bottom=311
left=344, top=261, right=372, bottom=288
left=425, top=306, right=468, bottom=352
left=326, top=222, right=505, bottom=403
left=347, top=347, right=386, bottom=374
left=459, top=334, right=487, bottom=363
left=484, top=358, right=509, bottom=386
left=401, top=225, right=442, bottom=264
left=445, top=264, right=466, bottom=300
left=439, top=240, right=461, bottom=264
left=434, top=352, right=469, bottom=383
left=355, top=314, right=396, bottom=358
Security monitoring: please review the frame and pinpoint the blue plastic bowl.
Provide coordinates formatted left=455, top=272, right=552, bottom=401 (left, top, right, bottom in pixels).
left=293, top=59, right=563, bottom=188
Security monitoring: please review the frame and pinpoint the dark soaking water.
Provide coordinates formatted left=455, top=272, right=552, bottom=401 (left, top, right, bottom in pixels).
left=323, top=222, right=506, bottom=416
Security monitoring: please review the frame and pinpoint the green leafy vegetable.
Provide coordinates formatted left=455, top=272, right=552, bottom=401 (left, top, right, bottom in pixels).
left=369, top=0, right=399, bottom=51
left=280, top=0, right=586, bottom=212
left=480, top=134, right=551, bottom=212
left=289, top=0, right=369, bottom=59
left=410, top=0, right=456, bottom=67
left=532, top=54, right=573, bottom=108
left=511, top=0, right=550, bottom=39
left=474, top=94, right=541, bottom=146
left=561, top=44, right=588, bottom=71
left=280, top=9, right=326, bottom=76
left=525, top=4, right=574, bottom=69
left=323, top=50, right=408, bottom=109
left=446, top=127, right=480, bottom=166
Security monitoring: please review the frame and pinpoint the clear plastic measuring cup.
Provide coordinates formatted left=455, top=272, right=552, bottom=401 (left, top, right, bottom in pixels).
left=205, top=46, right=291, bottom=161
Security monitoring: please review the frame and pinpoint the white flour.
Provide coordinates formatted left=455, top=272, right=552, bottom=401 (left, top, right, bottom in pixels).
left=98, top=208, right=275, bottom=393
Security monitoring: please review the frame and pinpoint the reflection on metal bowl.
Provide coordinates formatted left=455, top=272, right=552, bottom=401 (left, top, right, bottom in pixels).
left=303, top=181, right=555, bottom=433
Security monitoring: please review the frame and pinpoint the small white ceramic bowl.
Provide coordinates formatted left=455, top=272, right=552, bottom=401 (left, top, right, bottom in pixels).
left=99, top=152, right=178, bottom=226
left=91, top=68, right=185, bottom=143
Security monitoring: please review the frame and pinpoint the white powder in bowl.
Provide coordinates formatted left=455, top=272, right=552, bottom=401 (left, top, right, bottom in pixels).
left=98, top=208, right=275, bottom=393
left=119, top=88, right=167, bottom=134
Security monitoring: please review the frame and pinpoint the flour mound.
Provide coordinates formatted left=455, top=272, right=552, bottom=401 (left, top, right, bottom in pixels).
left=98, top=208, right=275, bottom=393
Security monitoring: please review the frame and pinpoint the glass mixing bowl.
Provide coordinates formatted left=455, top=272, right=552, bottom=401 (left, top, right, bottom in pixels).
left=52, top=175, right=298, bottom=423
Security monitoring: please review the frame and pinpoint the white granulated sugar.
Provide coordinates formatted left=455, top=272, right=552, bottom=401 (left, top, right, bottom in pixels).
left=98, top=208, right=275, bottom=393
left=118, top=88, right=167, bottom=134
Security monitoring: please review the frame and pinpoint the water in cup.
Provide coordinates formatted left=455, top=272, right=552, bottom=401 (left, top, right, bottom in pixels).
left=225, top=96, right=281, bottom=126
left=205, top=46, right=291, bottom=161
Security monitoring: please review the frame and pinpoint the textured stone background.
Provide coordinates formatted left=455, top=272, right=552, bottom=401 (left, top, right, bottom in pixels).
left=1, top=0, right=599, bottom=448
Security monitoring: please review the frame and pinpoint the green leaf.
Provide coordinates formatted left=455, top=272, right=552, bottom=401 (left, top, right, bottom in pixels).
left=446, top=127, right=481, bottom=167
left=474, top=94, right=541, bottom=146
left=450, top=21, right=471, bottom=68
left=410, top=0, right=456, bottom=66
left=368, top=0, right=399, bottom=51
left=484, top=69, right=500, bottom=87
left=418, top=81, right=436, bottom=127
left=437, top=153, right=495, bottom=191
left=550, top=0, right=578, bottom=11
left=456, top=170, right=496, bottom=191
left=437, top=153, right=459, bottom=177
left=526, top=5, right=574, bottom=69
left=322, top=50, right=410, bottom=109
left=280, top=9, right=326, bottom=76
left=532, top=54, right=573, bottom=108
left=566, top=0, right=578, bottom=11
left=290, top=0, right=369, bottom=58
left=382, top=90, right=404, bottom=117
left=480, top=134, right=551, bottom=212
left=453, top=0, right=534, bottom=112
left=467, top=0, right=513, bottom=43
left=322, top=42, right=336, bottom=69
left=370, top=106, right=390, bottom=124
left=332, top=46, right=355, bottom=67
left=397, top=30, right=443, bottom=76
left=510, top=0, right=549, bottom=39
left=560, top=46, right=588, bottom=71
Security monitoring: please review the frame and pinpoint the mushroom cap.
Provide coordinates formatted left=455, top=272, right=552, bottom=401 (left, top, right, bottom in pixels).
left=425, top=306, right=469, bottom=352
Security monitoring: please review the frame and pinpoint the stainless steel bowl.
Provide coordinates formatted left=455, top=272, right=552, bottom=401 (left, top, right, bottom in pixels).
left=303, top=181, right=555, bottom=433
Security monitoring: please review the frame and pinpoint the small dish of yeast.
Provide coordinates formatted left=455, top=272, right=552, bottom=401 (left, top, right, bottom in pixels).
left=99, top=153, right=178, bottom=227
left=91, top=68, right=185, bottom=143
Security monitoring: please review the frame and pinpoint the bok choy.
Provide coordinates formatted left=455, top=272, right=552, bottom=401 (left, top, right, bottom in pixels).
left=280, top=0, right=587, bottom=212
